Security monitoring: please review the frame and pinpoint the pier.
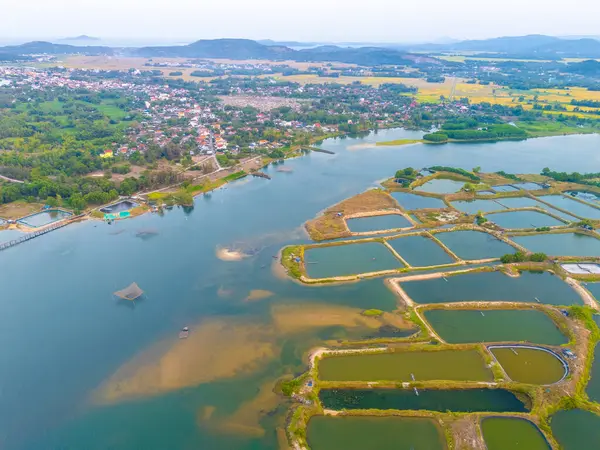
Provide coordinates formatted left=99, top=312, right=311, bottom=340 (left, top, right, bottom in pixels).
left=0, top=218, right=79, bottom=252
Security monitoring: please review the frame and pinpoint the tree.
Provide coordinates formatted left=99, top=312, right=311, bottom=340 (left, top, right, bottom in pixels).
left=472, top=166, right=481, bottom=173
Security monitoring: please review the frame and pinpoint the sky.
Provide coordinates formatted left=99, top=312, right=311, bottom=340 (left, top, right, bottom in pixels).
left=3, top=0, right=600, bottom=44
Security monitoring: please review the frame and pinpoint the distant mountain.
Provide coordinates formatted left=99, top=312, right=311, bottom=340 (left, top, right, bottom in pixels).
left=59, top=35, right=101, bottom=42
left=0, top=41, right=113, bottom=56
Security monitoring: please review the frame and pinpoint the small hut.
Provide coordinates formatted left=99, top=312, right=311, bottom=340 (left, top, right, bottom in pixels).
left=114, top=282, right=144, bottom=301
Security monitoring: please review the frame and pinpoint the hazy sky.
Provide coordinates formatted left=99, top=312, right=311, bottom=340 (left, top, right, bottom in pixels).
left=4, top=0, right=600, bottom=43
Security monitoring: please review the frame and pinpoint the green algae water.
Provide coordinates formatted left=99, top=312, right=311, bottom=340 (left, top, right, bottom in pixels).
left=2, top=131, right=600, bottom=449
left=400, top=271, right=582, bottom=305
left=319, top=388, right=529, bottom=412
left=486, top=210, right=563, bottom=229
left=318, top=349, right=493, bottom=382
left=551, top=409, right=600, bottom=449
left=304, top=242, right=402, bottom=278
left=423, top=309, right=568, bottom=345
left=512, top=232, right=600, bottom=257
left=346, top=214, right=412, bottom=233
left=491, top=347, right=566, bottom=385
left=391, top=192, right=446, bottom=210
left=307, top=415, right=447, bottom=450
left=387, top=235, right=455, bottom=267
left=435, top=230, right=515, bottom=260
left=481, top=417, right=550, bottom=450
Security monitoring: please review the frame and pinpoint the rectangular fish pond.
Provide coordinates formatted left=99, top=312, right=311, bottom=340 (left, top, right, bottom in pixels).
left=318, top=349, right=493, bottom=382
left=451, top=199, right=507, bottom=214
left=551, top=409, right=600, bottom=450
left=346, top=214, right=412, bottom=233
left=399, top=271, right=583, bottom=305
left=536, top=195, right=600, bottom=219
left=100, top=200, right=139, bottom=214
left=319, top=388, right=529, bottom=412
left=512, top=232, right=600, bottom=257
left=304, top=242, right=402, bottom=279
left=481, top=417, right=550, bottom=450
left=511, top=182, right=546, bottom=191
left=486, top=210, right=564, bottom=229
left=387, top=235, right=455, bottom=267
left=586, top=339, right=600, bottom=403
left=307, top=416, right=447, bottom=450
left=423, top=309, right=568, bottom=345
left=561, top=263, right=600, bottom=275
left=489, top=346, right=567, bottom=385
left=17, top=209, right=72, bottom=228
left=434, top=231, right=515, bottom=260
left=391, top=192, right=446, bottom=210
left=566, top=190, right=600, bottom=204
left=493, top=196, right=576, bottom=221
left=414, top=179, right=467, bottom=194
left=491, top=184, right=519, bottom=193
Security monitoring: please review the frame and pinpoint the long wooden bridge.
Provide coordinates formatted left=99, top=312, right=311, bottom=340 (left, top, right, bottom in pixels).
left=0, top=217, right=80, bottom=252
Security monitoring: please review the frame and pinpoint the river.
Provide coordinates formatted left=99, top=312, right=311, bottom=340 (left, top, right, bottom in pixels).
left=1, top=129, right=600, bottom=449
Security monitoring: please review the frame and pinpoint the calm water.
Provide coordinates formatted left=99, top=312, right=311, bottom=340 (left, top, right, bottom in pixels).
left=481, top=417, right=550, bottom=450
left=401, top=271, right=581, bottom=305
left=567, top=190, right=600, bottom=204
left=415, top=179, right=466, bottom=194
left=486, top=210, right=564, bottom=229
left=346, top=214, right=412, bottom=233
left=391, top=192, right=446, bottom=210
left=587, top=283, right=600, bottom=304
left=537, top=195, right=600, bottom=219
left=307, top=416, right=447, bottom=450
left=304, top=242, right=402, bottom=278
left=435, top=230, right=515, bottom=260
left=587, top=342, right=600, bottom=402
left=17, top=210, right=72, bottom=227
left=513, top=233, right=600, bottom=257
left=2, top=131, right=600, bottom=449
left=318, top=349, right=492, bottom=382
left=387, top=235, right=455, bottom=267
left=423, top=309, right=568, bottom=345
left=491, top=347, right=566, bottom=385
left=551, top=409, right=600, bottom=449
left=319, top=388, right=528, bottom=412
left=493, top=185, right=519, bottom=192
left=451, top=199, right=506, bottom=214
left=512, top=182, right=544, bottom=190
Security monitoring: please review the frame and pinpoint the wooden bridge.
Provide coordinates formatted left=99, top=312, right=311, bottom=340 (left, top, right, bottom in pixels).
left=0, top=216, right=81, bottom=252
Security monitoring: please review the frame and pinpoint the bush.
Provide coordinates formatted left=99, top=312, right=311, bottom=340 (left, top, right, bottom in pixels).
left=530, top=252, right=548, bottom=262
left=362, top=309, right=384, bottom=317
left=429, top=166, right=481, bottom=181
left=423, top=133, right=448, bottom=143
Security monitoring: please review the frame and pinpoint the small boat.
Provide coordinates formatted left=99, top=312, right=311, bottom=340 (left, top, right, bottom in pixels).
left=179, top=327, right=190, bottom=339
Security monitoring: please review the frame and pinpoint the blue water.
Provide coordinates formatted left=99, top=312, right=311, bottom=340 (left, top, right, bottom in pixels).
left=2, top=130, right=600, bottom=449
left=390, top=192, right=446, bottom=210
left=435, top=230, right=515, bottom=260
left=536, top=195, right=600, bottom=220
left=415, top=179, right=465, bottom=194
left=17, top=210, right=72, bottom=227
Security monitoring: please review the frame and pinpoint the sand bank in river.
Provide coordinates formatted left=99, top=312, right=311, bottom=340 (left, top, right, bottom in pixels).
left=245, top=289, right=275, bottom=302
left=216, top=246, right=249, bottom=261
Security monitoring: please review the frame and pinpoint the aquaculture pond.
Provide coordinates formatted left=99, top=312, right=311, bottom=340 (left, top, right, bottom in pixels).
left=400, top=271, right=582, bottom=305
left=537, top=195, right=600, bottom=219
left=512, top=232, right=600, bottom=257
left=391, top=192, right=446, bottom=210
left=494, top=197, right=576, bottom=221
left=346, top=214, right=412, bottom=233
left=586, top=340, right=600, bottom=403
left=551, top=409, right=600, bottom=449
left=481, top=417, right=550, bottom=450
left=492, top=184, right=519, bottom=193
left=17, top=209, right=72, bottom=228
left=434, top=231, right=515, bottom=260
left=414, top=179, right=466, bottom=194
left=3, top=130, right=600, bottom=450
left=319, top=388, right=529, bottom=412
left=318, top=349, right=492, bottom=382
left=451, top=199, right=506, bottom=214
left=490, top=347, right=566, bottom=385
left=304, top=242, right=402, bottom=279
left=512, top=182, right=545, bottom=191
left=307, top=416, right=447, bottom=450
left=423, top=309, right=568, bottom=345
left=586, top=283, right=600, bottom=304
left=100, top=200, right=138, bottom=214
left=566, top=190, right=600, bottom=204
left=486, top=210, right=564, bottom=229
left=387, top=235, right=455, bottom=267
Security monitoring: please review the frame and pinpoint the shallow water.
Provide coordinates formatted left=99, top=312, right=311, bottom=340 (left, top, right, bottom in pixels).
left=319, top=388, right=529, bottom=412
left=387, top=235, right=455, bottom=267
left=400, top=271, right=582, bottom=305
left=486, top=210, right=564, bottom=229
left=390, top=192, right=446, bottom=210
left=415, top=179, right=466, bottom=194
left=551, top=409, right=600, bottom=449
left=307, top=416, right=447, bottom=450
left=537, top=195, right=600, bottom=219
left=2, top=131, right=600, bottom=449
left=318, top=349, right=493, bottom=382
left=491, top=347, right=566, bottom=384
left=423, top=309, right=568, bottom=345
left=346, top=214, right=412, bottom=233
left=481, top=417, right=550, bottom=450
left=304, top=242, right=402, bottom=278
left=435, top=230, right=515, bottom=260
left=512, top=233, right=600, bottom=257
